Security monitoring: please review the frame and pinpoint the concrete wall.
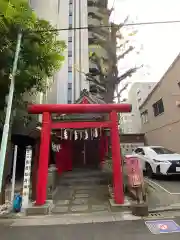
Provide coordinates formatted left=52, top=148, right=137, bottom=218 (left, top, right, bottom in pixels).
left=121, top=82, right=156, bottom=134
left=140, top=54, right=180, bottom=153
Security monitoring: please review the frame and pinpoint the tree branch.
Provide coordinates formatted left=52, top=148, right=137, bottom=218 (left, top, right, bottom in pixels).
left=117, top=46, right=134, bottom=61
left=116, top=67, right=137, bottom=85
left=114, top=83, right=129, bottom=99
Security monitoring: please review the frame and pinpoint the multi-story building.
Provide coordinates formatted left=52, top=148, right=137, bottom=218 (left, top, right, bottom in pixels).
left=12, top=0, right=111, bottom=135
left=121, top=82, right=156, bottom=134
left=29, top=0, right=110, bottom=104
left=140, top=54, right=180, bottom=153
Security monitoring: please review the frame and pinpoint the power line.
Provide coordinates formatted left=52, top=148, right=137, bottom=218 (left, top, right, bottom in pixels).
left=33, top=20, right=180, bottom=33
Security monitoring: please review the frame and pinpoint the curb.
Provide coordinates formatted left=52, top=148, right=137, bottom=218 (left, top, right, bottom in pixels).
left=145, top=178, right=180, bottom=213
left=149, top=205, right=180, bottom=213
left=144, top=178, right=158, bottom=191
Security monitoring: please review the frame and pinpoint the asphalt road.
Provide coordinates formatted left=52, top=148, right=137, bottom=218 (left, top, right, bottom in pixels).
left=145, top=175, right=180, bottom=208
left=1, top=218, right=180, bottom=240
left=149, top=175, right=180, bottom=194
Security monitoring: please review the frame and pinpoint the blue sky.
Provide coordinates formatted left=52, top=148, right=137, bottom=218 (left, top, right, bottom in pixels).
left=108, top=0, right=180, bottom=92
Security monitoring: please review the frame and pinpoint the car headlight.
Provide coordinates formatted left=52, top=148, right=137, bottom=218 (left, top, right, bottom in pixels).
left=153, top=159, right=170, bottom=163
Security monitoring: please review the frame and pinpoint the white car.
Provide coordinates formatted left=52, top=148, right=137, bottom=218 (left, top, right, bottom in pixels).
left=132, top=146, right=180, bottom=177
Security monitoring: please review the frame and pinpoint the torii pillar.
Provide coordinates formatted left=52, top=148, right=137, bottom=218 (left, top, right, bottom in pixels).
left=28, top=104, right=132, bottom=206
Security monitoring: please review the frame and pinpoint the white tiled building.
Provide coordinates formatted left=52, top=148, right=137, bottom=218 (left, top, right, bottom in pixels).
left=29, top=0, right=110, bottom=105
left=29, top=0, right=89, bottom=104
left=121, top=82, right=156, bottom=133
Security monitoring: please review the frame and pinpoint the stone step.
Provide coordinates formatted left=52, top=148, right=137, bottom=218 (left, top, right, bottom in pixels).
left=59, top=179, right=108, bottom=186
left=61, top=171, right=104, bottom=179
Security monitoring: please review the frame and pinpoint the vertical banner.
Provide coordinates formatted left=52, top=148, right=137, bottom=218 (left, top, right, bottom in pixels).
left=126, top=156, right=144, bottom=187
left=22, top=146, right=32, bottom=209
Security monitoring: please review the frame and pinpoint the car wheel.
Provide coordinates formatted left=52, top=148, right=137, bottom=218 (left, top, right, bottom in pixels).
left=146, top=163, right=154, bottom=178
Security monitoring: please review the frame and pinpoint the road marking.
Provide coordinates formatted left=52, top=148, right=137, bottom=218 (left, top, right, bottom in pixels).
left=145, top=178, right=180, bottom=195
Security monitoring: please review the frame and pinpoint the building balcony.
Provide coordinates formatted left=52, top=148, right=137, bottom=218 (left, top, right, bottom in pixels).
left=88, top=24, right=110, bottom=40
left=88, top=0, right=108, bottom=9
left=89, top=44, right=108, bottom=59
left=88, top=15, right=101, bottom=26
left=88, top=31, right=106, bottom=42
left=88, top=6, right=109, bottom=21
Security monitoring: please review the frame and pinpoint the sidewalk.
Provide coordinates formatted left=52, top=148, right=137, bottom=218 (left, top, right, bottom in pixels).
left=1, top=217, right=180, bottom=240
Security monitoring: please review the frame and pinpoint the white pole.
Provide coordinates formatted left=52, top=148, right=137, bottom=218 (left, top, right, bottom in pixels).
left=11, top=145, right=18, bottom=202
left=0, top=32, right=22, bottom=195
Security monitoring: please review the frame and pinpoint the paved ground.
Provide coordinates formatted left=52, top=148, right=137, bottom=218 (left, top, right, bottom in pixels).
left=148, top=175, right=180, bottom=194
left=145, top=175, right=180, bottom=209
left=52, top=169, right=113, bottom=214
left=1, top=217, right=180, bottom=239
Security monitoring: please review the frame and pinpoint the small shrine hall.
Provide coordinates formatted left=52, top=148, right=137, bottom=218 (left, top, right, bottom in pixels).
left=28, top=90, right=132, bottom=206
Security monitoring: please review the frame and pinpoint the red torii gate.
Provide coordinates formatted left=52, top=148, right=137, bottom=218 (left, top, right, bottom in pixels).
left=28, top=103, right=132, bottom=206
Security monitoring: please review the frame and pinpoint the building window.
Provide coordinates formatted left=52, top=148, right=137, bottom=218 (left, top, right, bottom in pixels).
left=68, top=51, right=72, bottom=57
left=68, top=72, right=72, bottom=83
left=68, top=83, right=72, bottom=103
left=68, top=57, right=72, bottom=66
left=68, top=31, right=72, bottom=42
left=68, top=82, right=72, bottom=89
left=68, top=42, right=72, bottom=51
left=137, top=89, right=141, bottom=95
left=69, top=15, right=72, bottom=25
left=141, top=110, right=148, bottom=124
left=138, top=97, right=141, bottom=103
left=152, top=99, right=164, bottom=116
left=69, top=3, right=72, bottom=13
left=68, top=38, right=72, bottom=56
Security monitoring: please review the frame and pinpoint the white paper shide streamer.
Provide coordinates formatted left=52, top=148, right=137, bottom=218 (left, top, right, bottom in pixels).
left=74, top=130, right=78, bottom=140
left=94, top=128, right=98, bottom=138
left=85, top=130, right=88, bottom=140
left=52, top=142, right=61, bottom=152
left=64, top=129, right=68, bottom=140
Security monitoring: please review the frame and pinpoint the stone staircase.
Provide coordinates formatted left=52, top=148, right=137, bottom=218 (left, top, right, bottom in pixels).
left=58, top=169, right=110, bottom=186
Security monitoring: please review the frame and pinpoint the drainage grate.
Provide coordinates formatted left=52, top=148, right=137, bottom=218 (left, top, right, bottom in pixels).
left=149, top=213, right=163, bottom=217
left=144, top=212, right=164, bottom=219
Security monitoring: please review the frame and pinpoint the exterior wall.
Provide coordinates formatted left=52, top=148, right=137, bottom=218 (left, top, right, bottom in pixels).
left=140, top=55, right=180, bottom=153
left=73, top=0, right=89, bottom=102
left=121, top=134, right=145, bottom=155
left=121, top=82, right=156, bottom=134
left=30, top=0, right=89, bottom=104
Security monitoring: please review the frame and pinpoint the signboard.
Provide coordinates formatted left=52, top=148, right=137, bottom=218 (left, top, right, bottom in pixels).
left=22, top=146, right=32, bottom=209
left=126, top=156, right=143, bottom=187
left=145, top=220, right=180, bottom=234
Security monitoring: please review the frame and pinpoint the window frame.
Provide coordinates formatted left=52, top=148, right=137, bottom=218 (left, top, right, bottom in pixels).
left=141, top=110, right=148, bottom=124
left=152, top=98, right=164, bottom=117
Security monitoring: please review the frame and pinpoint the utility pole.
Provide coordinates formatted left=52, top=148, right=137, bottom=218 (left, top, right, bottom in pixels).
left=0, top=32, right=22, bottom=200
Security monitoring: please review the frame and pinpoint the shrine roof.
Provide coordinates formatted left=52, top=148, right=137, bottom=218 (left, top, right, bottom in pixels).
left=52, top=90, right=107, bottom=122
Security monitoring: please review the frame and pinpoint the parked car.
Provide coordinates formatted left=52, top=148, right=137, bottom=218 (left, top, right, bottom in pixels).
left=132, top=146, right=180, bottom=177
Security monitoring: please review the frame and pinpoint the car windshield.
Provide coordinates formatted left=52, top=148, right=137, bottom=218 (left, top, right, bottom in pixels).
left=152, top=147, right=175, bottom=155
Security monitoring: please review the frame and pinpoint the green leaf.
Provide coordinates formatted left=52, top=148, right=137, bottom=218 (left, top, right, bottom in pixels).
left=0, top=0, right=66, bottom=110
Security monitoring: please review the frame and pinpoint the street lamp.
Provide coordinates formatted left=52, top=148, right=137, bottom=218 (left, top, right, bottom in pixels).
left=0, top=32, right=22, bottom=198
